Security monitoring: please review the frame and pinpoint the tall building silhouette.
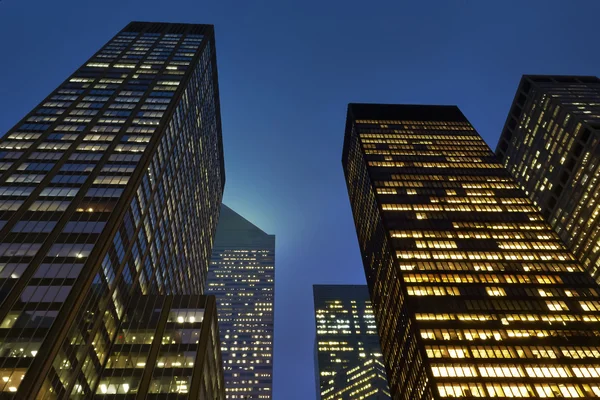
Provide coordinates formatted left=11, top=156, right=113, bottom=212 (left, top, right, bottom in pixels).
left=342, top=103, right=600, bottom=399
left=313, top=284, right=390, bottom=400
left=0, top=21, right=225, bottom=398
left=206, top=204, right=275, bottom=399
left=496, top=75, right=600, bottom=282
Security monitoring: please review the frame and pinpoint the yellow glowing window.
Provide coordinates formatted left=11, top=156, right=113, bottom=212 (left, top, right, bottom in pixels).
left=407, top=286, right=460, bottom=296
left=397, top=251, right=430, bottom=260
left=546, top=301, right=568, bottom=311
left=431, top=365, right=476, bottom=377
left=572, top=366, right=600, bottom=378
left=486, top=287, right=506, bottom=297
left=526, top=366, right=570, bottom=378
left=580, top=301, right=600, bottom=312
left=416, top=240, right=457, bottom=249
left=421, top=330, right=435, bottom=340
left=376, top=188, right=397, bottom=195
left=486, top=384, right=531, bottom=397
left=437, top=384, right=485, bottom=397
left=479, top=365, right=524, bottom=377
left=471, top=346, right=514, bottom=359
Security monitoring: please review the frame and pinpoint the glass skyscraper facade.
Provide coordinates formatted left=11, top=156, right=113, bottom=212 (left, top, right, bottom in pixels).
left=0, top=21, right=225, bottom=398
left=313, top=284, right=390, bottom=400
left=342, top=103, right=600, bottom=399
left=96, top=295, right=223, bottom=398
left=206, top=204, right=275, bottom=399
left=320, top=358, right=390, bottom=400
left=496, top=75, right=600, bottom=282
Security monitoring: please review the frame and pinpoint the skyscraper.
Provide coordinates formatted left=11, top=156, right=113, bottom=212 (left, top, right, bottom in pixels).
left=95, top=294, right=224, bottom=398
left=206, top=204, right=275, bottom=399
left=342, top=103, right=600, bottom=399
left=0, top=21, right=225, bottom=398
left=496, top=75, right=600, bottom=282
left=320, top=358, right=390, bottom=400
left=313, top=284, right=390, bottom=400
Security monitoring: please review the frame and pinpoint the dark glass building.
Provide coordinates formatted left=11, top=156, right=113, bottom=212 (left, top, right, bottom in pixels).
left=96, top=295, right=223, bottom=398
left=206, top=204, right=275, bottom=399
left=313, top=284, right=390, bottom=400
left=0, top=21, right=225, bottom=398
left=320, top=358, right=390, bottom=400
left=496, top=75, right=600, bottom=282
left=342, top=103, right=600, bottom=399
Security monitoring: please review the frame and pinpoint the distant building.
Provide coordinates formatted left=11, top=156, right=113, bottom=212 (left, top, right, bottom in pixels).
left=496, top=75, right=600, bottom=282
left=320, top=358, right=390, bottom=400
left=0, top=21, right=225, bottom=398
left=313, top=285, right=390, bottom=400
left=342, top=103, right=600, bottom=398
left=206, top=204, right=275, bottom=399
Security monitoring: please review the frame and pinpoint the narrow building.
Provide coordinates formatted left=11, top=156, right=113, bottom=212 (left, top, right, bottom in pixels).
left=206, top=204, right=275, bottom=399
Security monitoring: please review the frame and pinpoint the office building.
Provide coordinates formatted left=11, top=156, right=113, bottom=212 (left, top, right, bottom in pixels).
left=0, top=21, right=225, bottom=398
left=206, top=204, right=275, bottom=399
left=313, top=285, right=390, bottom=400
left=496, top=75, right=600, bottom=282
left=95, top=295, right=223, bottom=398
left=342, top=103, right=600, bottom=399
left=320, top=358, right=390, bottom=400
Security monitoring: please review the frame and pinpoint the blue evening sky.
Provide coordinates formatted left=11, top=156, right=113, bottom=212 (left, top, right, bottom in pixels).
left=1, top=1, right=599, bottom=398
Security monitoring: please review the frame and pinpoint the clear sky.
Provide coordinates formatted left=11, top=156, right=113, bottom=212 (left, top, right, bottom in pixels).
left=1, top=1, right=600, bottom=398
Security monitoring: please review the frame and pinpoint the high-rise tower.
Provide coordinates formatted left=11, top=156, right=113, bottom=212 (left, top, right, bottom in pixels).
left=313, top=284, right=390, bottom=400
left=496, top=75, right=600, bottom=282
left=206, top=204, right=275, bottom=399
left=342, top=103, right=600, bottom=399
left=0, top=21, right=225, bottom=398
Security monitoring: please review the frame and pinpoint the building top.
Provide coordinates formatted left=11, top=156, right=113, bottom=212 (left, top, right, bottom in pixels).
left=347, top=103, right=467, bottom=122
left=343, top=103, right=471, bottom=168
left=117, top=21, right=226, bottom=190
left=519, top=74, right=600, bottom=84
left=496, top=74, right=600, bottom=158
left=213, top=204, right=275, bottom=248
left=122, top=21, right=214, bottom=35
left=313, top=284, right=370, bottom=301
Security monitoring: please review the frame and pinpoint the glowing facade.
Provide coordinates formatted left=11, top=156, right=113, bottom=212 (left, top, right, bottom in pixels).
left=496, top=75, right=600, bottom=282
left=0, top=21, right=225, bottom=398
left=206, top=204, right=275, bottom=399
left=313, top=284, right=390, bottom=400
left=342, top=103, right=600, bottom=399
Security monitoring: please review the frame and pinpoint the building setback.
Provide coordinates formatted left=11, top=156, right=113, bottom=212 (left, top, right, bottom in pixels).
left=206, top=204, right=275, bottom=399
left=496, top=75, right=600, bottom=282
left=313, top=284, right=390, bottom=400
left=0, top=21, right=225, bottom=399
left=342, top=103, right=600, bottom=399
